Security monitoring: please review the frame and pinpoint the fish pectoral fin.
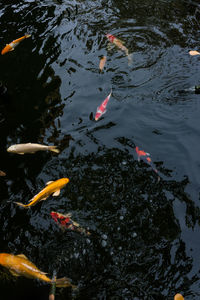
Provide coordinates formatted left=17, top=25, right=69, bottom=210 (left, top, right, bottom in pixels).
left=46, top=181, right=54, bottom=185
left=18, top=152, right=25, bottom=155
left=52, top=189, right=60, bottom=196
left=16, top=254, right=28, bottom=260
left=28, top=198, right=34, bottom=203
left=9, top=269, right=20, bottom=277
left=10, top=48, right=15, bottom=51
left=41, top=197, right=48, bottom=201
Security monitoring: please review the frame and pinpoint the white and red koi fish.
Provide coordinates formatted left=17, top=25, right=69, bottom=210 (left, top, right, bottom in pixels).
left=135, top=146, right=160, bottom=180
left=1, top=34, right=31, bottom=55
left=95, top=90, right=112, bottom=121
left=51, top=211, right=91, bottom=236
left=106, top=33, right=132, bottom=65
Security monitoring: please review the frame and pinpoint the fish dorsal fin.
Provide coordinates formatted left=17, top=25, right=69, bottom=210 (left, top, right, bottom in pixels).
left=46, top=181, right=54, bottom=185
left=9, top=269, right=20, bottom=277
left=17, top=254, right=28, bottom=260
left=52, top=190, right=60, bottom=197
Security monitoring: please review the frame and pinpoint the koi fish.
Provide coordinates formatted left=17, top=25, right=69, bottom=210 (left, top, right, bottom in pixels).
left=174, top=294, right=184, bottom=300
left=95, top=90, right=112, bottom=121
left=14, top=178, right=69, bottom=208
left=51, top=211, right=91, bottom=235
left=1, top=34, right=31, bottom=55
left=189, top=50, right=200, bottom=56
left=7, top=143, right=60, bottom=154
left=135, top=146, right=160, bottom=179
left=0, top=253, right=76, bottom=289
left=106, top=33, right=132, bottom=65
left=0, top=170, right=6, bottom=176
left=99, top=56, right=107, bottom=72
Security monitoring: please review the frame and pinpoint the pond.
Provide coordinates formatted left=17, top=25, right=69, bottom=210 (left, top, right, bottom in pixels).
left=0, top=0, right=200, bottom=299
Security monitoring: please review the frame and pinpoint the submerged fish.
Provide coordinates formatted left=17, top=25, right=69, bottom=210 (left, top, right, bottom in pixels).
left=174, top=294, right=184, bottom=300
left=51, top=211, right=91, bottom=235
left=7, top=143, right=60, bottom=154
left=106, top=33, right=132, bottom=65
left=95, top=90, right=112, bottom=121
left=189, top=50, right=200, bottom=56
left=1, top=34, right=31, bottom=55
left=135, top=146, right=160, bottom=179
left=0, top=253, right=76, bottom=288
left=0, top=170, right=6, bottom=176
left=15, top=178, right=69, bottom=208
left=99, top=56, right=107, bottom=72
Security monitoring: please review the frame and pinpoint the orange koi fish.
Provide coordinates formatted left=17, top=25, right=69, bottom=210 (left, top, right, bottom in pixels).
left=106, top=33, right=132, bottom=65
left=1, top=34, right=31, bottom=55
left=189, top=50, right=200, bottom=56
left=0, top=170, right=6, bottom=176
left=51, top=211, right=91, bottom=235
left=14, top=178, right=69, bottom=208
left=174, top=294, right=184, bottom=300
left=135, top=146, right=160, bottom=180
left=95, top=89, right=112, bottom=121
left=0, top=253, right=76, bottom=288
left=99, top=56, right=107, bottom=72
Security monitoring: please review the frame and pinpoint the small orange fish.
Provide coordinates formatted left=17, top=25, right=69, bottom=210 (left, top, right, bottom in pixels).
left=0, top=253, right=76, bottom=288
left=174, top=293, right=184, bottom=300
left=99, top=56, right=107, bottom=72
left=14, top=178, right=69, bottom=208
left=1, top=34, right=31, bottom=55
left=0, top=170, right=6, bottom=176
left=189, top=50, right=200, bottom=56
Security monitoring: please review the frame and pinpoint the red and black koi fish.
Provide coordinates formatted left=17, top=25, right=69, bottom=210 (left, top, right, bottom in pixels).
left=51, top=211, right=90, bottom=235
left=135, top=146, right=160, bottom=180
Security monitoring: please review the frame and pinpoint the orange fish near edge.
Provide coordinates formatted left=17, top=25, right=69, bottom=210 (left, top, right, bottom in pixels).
left=174, top=293, right=184, bottom=300
left=14, top=178, right=69, bottom=208
left=99, top=56, right=107, bottom=72
left=1, top=34, right=31, bottom=55
left=0, top=253, right=76, bottom=288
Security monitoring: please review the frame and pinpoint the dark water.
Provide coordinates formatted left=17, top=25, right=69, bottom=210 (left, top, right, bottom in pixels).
left=0, top=0, right=200, bottom=299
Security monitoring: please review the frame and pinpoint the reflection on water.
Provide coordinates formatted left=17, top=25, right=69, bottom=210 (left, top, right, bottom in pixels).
left=1, top=0, right=200, bottom=299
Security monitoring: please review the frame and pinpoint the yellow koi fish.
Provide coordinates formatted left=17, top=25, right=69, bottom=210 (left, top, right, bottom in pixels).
left=0, top=253, right=76, bottom=288
left=1, top=34, right=31, bottom=55
left=174, top=294, right=184, bottom=300
left=106, top=33, right=132, bottom=65
left=14, top=178, right=69, bottom=208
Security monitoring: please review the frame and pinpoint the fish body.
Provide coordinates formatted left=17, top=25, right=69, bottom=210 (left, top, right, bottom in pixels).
left=106, top=33, right=132, bottom=65
left=51, top=211, right=90, bottom=235
left=135, top=146, right=159, bottom=178
left=189, top=50, right=200, bottom=56
left=1, top=34, right=31, bottom=55
left=0, top=170, right=6, bottom=176
left=0, top=253, right=76, bottom=288
left=99, top=56, right=107, bottom=72
left=174, top=294, right=184, bottom=300
left=7, top=143, right=59, bottom=154
left=95, top=90, right=112, bottom=121
left=15, top=178, right=69, bottom=208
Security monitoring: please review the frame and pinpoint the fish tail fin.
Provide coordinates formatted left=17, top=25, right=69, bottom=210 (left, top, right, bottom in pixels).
left=55, top=277, right=77, bottom=289
left=25, top=34, right=31, bottom=39
left=14, top=202, right=29, bottom=209
left=48, top=146, right=60, bottom=154
left=127, top=53, right=133, bottom=66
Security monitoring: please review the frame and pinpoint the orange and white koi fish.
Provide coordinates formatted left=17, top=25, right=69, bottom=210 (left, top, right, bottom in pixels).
left=1, top=34, right=31, bottom=55
left=51, top=211, right=91, bottom=235
left=7, top=143, right=60, bottom=154
left=106, top=33, right=132, bottom=65
left=174, top=294, right=184, bottom=300
left=0, top=253, right=76, bottom=288
left=189, top=50, right=200, bottom=56
left=99, top=56, right=107, bottom=72
left=136, top=146, right=160, bottom=180
left=14, top=178, right=69, bottom=208
left=95, top=90, right=112, bottom=121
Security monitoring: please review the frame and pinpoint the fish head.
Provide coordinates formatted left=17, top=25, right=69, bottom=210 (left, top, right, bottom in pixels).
left=61, top=177, right=70, bottom=186
left=0, top=253, right=9, bottom=266
left=106, top=33, right=115, bottom=43
left=51, top=211, right=58, bottom=222
left=95, top=111, right=101, bottom=121
left=7, top=145, right=17, bottom=152
left=1, top=44, right=13, bottom=55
